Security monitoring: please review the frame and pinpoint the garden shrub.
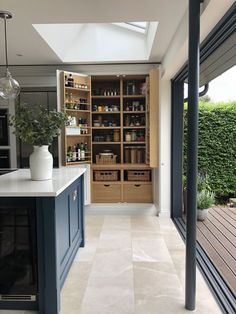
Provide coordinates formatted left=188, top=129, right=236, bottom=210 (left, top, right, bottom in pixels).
left=184, top=101, right=236, bottom=202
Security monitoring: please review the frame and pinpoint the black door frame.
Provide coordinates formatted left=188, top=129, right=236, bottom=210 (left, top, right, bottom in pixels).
left=171, top=3, right=236, bottom=313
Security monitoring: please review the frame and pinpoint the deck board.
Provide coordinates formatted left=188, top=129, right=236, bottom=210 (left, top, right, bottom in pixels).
left=196, top=207, right=236, bottom=297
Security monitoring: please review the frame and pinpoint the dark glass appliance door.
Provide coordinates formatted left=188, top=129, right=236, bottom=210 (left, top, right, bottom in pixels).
left=0, top=109, right=9, bottom=146
left=0, top=202, right=38, bottom=296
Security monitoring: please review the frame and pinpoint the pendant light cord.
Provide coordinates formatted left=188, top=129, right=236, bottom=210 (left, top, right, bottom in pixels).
left=4, top=15, right=9, bottom=69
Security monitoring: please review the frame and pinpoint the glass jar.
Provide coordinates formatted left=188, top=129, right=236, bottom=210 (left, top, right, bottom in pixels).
left=131, top=130, right=137, bottom=142
left=113, top=130, right=120, bottom=142
left=125, top=115, right=131, bottom=126
left=124, top=147, right=131, bottom=163
left=125, top=132, right=131, bottom=142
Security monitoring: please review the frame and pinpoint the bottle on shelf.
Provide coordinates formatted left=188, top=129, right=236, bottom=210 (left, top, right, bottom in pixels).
left=84, top=142, right=88, bottom=153
left=67, top=74, right=74, bottom=87
left=67, top=93, right=74, bottom=109
left=77, top=143, right=81, bottom=161
left=67, top=146, right=73, bottom=162
left=72, top=145, right=77, bottom=161
left=65, top=75, right=69, bottom=87
left=80, top=143, right=85, bottom=161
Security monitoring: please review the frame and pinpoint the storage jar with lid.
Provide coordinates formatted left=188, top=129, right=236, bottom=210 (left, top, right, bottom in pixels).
left=113, top=130, right=120, bottom=142
left=125, top=132, right=131, bottom=142
left=131, top=130, right=137, bottom=141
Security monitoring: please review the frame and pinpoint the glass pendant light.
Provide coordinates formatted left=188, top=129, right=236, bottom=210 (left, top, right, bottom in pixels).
left=0, top=10, right=20, bottom=100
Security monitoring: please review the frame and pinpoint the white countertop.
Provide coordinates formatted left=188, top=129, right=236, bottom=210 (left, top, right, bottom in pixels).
left=0, top=167, right=86, bottom=197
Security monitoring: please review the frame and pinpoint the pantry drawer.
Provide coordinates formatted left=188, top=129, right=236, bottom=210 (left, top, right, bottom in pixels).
left=123, top=183, right=153, bottom=203
left=92, top=183, right=122, bottom=203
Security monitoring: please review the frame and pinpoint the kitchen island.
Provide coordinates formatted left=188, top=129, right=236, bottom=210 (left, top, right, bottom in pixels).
left=0, top=167, right=86, bottom=314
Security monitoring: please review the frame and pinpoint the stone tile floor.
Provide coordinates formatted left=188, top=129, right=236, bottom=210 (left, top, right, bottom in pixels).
left=0, top=214, right=222, bottom=314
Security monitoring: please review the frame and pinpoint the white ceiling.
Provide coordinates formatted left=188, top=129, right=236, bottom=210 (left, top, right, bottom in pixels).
left=0, top=0, right=188, bottom=65
left=33, top=22, right=158, bottom=62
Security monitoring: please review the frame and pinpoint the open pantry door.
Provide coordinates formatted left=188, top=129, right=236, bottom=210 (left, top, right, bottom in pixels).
left=147, top=68, right=160, bottom=168
left=57, top=70, right=92, bottom=166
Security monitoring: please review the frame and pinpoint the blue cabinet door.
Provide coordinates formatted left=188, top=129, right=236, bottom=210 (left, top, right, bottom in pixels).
left=69, top=183, right=80, bottom=243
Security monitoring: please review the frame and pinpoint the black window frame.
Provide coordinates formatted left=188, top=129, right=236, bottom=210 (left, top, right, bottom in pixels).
left=171, top=3, right=236, bottom=313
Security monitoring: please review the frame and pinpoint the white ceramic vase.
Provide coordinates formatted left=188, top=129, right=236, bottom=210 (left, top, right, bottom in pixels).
left=29, top=145, right=53, bottom=181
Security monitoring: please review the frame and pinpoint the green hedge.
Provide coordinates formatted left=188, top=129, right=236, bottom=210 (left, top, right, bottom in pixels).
left=184, top=101, right=236, bottom=202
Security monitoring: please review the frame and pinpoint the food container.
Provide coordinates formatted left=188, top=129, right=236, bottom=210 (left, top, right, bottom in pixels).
left=127, top=170, right=150, bottom=181
left=113, top=130, right=120, bottom=142
left=131, top=130, right=137, bottom=141
left=93, top=120, right=100, bottom=127
left=130, top=148, right=137, bottom=163
left=125, top=132, right=131, bottom=142
left=96, top=154, right=117, bottom=164
left=124, top=147, right=131, bottom=163
left=94, top=170, right=118, bottom=181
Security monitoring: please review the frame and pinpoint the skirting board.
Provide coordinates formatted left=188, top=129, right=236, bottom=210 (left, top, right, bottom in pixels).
left=85, top=203, right=158, bottom=216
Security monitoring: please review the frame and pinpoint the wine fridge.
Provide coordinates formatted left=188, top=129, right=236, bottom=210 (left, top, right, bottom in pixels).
left=0, top=199, right=38, bottom=302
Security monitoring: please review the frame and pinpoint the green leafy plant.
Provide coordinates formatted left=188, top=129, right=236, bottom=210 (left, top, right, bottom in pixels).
left=197, top=173, right=211, bottom=192
left=197, top=189, right=215, bottom=210
left=184, top=101, right=236, bottom=202
left=10, top=104, right=68, bottom=146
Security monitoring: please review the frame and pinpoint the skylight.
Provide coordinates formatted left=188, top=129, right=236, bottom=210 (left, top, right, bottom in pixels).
left=113, top=22, right=149, bottom=34
left=33, top=21, right=158, bottom=62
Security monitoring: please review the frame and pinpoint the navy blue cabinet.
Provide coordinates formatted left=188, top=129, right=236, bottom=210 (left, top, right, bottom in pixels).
left=37, top=175, right=85, bottom=314
left=0, top=174, right=85, bottom=314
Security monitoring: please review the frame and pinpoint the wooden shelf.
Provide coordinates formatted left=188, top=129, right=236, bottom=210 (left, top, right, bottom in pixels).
left=123, top=111, right=146, bottom=114
left=123, top=126, right=146, bottom=129
left=92, top=181, right=121, bottom=185
left=92, top=127, right=121, bottom=129
left=65, top=109, right=90, bottom=113
left=92, top=111, right=120, bottom=114
left=123, top=181, right=151, bottom=185
left=123, top=95, right=145, bottom=98
left=92, top=142, right=121, bottom=144
left=65, top=87, right=90, bottom=92
left=92, top=163, right=151, bottom=170
left=92, top=95, right=120, bottom=99
left=66, top=160, right=91, bottom=165
left=67, top=134, right=91, bottom=137
left=123, top=141, right=146, bottom=144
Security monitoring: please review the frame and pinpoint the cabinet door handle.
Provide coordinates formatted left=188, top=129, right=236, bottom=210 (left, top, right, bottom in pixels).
left=134, top=184, right=141, bottom=187
left=72, top=190, right=77, bottom=202
left=104, top=184, right=110, bottom=187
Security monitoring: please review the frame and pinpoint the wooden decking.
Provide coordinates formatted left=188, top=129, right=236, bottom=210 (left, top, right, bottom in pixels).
left=197, top=206, right=236, bottom=297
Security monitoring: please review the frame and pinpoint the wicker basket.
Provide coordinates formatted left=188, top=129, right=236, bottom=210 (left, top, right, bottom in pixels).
left=127, top=170, right=151, bottom=181
left=96, top=154, right=117, bottom=164
left=94, top=170, right=118, bottom=181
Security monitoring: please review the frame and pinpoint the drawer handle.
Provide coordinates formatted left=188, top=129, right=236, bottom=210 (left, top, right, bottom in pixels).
left=134, top=184, right=141, bottom=187
left=104, top=184, right=110, bottom=187
left=72, top=190, right=77, bottom=202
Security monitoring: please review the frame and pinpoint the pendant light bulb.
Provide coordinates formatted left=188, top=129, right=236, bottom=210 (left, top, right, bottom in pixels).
left=0, top=68, right=20, bottom=99
left=0, top=10, right=20, bottom=100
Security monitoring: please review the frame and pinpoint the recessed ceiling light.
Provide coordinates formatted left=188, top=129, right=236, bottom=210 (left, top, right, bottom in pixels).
left=16, top=53, right=23, bottom=57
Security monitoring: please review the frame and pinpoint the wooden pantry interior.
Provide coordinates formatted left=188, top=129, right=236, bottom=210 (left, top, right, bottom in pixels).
left=57, top=68, right=159, bottom=203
